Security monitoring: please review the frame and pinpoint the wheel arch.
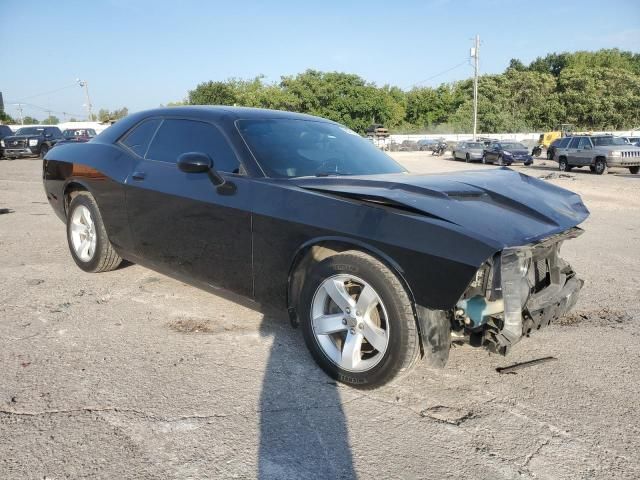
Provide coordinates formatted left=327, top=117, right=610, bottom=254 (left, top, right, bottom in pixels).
left=286, top=236, right=426, bottom=355
left=62, top=180, right=92, bottom=218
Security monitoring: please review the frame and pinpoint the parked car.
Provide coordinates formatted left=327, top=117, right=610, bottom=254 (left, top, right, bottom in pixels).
left=417, top=139, right=437, bottom=151
left=554, top=135, right=640, bottom=175
left=399, top=140, right=419, bottom=152
left=55, top=128, right=98, bottom=146
left=1, top=126, right=63, bottom=159
left=0, top=125, right=14, bottom=158
left=451, top=141, right=484, bottom=162
left=482, top=141, right=533, bottom=166
left=43, top=106, right=589, bottom=388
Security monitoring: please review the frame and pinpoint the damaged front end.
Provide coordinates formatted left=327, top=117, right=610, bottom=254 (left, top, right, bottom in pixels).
left=453, top=228, right=584, bottom=354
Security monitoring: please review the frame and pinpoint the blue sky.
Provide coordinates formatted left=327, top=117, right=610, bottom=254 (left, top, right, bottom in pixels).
left=1, top=0, right=639, bottom=121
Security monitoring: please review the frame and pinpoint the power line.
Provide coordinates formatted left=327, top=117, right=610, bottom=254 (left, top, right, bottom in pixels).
left=408, top=60, right=470, bottom=89
left=10, top=84, right=78, bottom=103
left=8, top=101, right=85, bottom=119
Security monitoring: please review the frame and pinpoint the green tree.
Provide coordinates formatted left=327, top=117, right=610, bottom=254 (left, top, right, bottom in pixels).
left=22, top=116, right=39, bottom=125
left=43, top=115, right=60, bottom=125
left=97, top=107, right=129, bottom=123
left=0, top=111, right=14, bottom=124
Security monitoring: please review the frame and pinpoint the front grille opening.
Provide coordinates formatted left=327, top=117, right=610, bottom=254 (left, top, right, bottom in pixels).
left=532, top=258, right=550, bottom=293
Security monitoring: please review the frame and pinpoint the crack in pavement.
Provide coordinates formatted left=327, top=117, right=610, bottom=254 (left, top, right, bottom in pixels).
left=0, top=396, right=364, bottom=423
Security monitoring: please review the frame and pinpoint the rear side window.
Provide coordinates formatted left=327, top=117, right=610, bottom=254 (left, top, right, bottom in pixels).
left=568, top=137, right=581, bottom=149
left=145, top=119, right=239, bottom=173
left=121, top=119, right=162, bottom=157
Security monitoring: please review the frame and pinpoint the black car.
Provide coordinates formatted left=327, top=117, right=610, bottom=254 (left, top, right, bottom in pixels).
left=482, top=141, right=533, bottom=166
left=54, top=128, right=98, bottom=146
left=0, top=125, right=14, bottom=158
left=2, top=126, right=63, bottom=159
left=43, top=107, right=588, bottom=388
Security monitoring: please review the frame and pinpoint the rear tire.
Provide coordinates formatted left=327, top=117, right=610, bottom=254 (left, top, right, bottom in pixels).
left=300, top=251, right=421, bottom=389
left=629, top=166, right=639, bottom=174
left=66, top=192, right=123, bottom=273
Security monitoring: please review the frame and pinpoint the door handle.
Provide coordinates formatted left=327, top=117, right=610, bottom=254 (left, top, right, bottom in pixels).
left=131, top=171, right=146, bottom=181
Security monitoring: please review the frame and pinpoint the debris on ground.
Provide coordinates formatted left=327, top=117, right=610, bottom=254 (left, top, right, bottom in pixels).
left=538, top=172, right=575, bottom=180
left=496, top=356, right=557, bottom=374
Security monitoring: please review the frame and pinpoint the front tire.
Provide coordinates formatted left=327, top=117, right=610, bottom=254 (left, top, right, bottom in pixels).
left=39, top=145, right=49, bottom=159
left=300, top=251, right=421, bottom=389
left=593, top=158, right=607, bottom=175
left=66, top=192, right=122, bottom=273
left=465, top=153, right=470, bottom=163
left=559, top=158, right=572, bottom=172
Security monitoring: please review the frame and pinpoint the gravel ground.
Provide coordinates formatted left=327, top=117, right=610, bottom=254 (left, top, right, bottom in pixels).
left=1, top=153, right=639, bottom=479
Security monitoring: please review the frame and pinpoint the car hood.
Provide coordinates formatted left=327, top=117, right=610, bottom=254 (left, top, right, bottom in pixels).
left=294, top=168, right=589, bottom=248
left=599, top=145, right=640, bottom=152
left=3, top=134, right=41, bottom=141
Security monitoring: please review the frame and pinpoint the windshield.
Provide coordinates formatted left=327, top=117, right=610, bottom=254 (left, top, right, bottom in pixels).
left=65, top=129, right=96, bottom=137
left=15, top=127, right=45, bottom=135
left=501, top=143, right=527, bottom=150
left=237, top=119, right=406, bottom=178
left=592, top=136, right=627, bottom=146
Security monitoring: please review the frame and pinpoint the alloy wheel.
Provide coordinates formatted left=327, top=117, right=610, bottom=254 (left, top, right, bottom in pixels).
left=70, top=205, right=97, bottom=261
left=311, top=274, right=390, bottom=372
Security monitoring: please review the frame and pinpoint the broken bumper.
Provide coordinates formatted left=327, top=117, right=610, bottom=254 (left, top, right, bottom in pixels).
left=523, top=275, right=582, bottom=334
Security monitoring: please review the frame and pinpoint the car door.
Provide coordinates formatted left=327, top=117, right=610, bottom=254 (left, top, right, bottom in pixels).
left=565, top=137, right=581, bottom=165
left=459, top=142, right=467, bottom=160
left=574, top=137, right=593, bottom=166
left=123, top=117, right=253, bottom=297
left=487, top=142, right=500, bottom=162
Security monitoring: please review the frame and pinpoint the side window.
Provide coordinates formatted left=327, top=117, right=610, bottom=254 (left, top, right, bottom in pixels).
left=577, top=137, right=592, bottom=149
left=145, top=119, right=240, bottom=173
left=559, top=138, right=571, bottom=148
left=568, top=137, right=581, bottom=149
left=120, top=119, right=162, bottom=157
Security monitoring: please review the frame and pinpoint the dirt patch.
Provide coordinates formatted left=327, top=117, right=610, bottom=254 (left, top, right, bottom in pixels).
left=420, top=405, right=475, bottom=425
left=559, top=307, right=633, bottom=327
left=168, top=318, right=216, bottom=334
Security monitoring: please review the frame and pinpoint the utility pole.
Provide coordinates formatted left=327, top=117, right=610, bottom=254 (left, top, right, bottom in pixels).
left=77, top=79, right=93, bottom=121
left=13, top=103, right=24, bottom=124
left=46, top=110, right=53, bottom=124
left=471, top=35, right=480, bottom=141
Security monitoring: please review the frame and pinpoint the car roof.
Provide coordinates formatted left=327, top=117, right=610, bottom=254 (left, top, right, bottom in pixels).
left=95, top=106, right=337, bottom=145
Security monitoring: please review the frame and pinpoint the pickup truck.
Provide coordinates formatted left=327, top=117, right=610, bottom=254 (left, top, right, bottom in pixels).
left=0, top=126, right=63, bottom=159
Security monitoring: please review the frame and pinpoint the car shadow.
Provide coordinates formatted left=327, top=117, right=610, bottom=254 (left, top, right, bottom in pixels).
left=257, top=312, right=356, bottom=480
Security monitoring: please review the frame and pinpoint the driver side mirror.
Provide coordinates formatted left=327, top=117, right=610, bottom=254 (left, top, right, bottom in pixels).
left=177, top=152, right=225, bottom=186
